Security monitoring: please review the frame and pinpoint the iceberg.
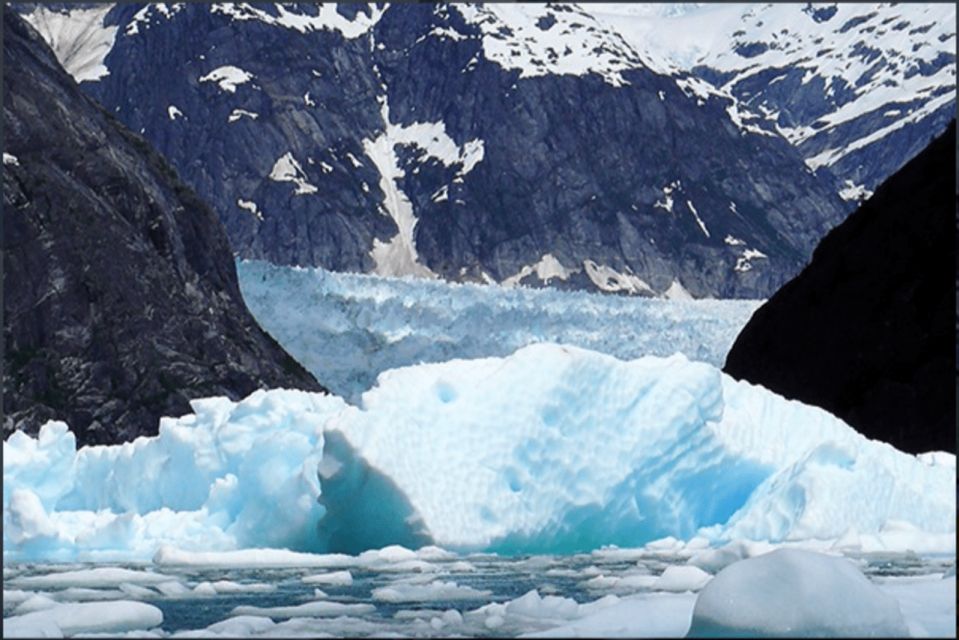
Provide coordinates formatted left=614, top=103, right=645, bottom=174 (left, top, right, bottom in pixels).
left=3, top=344, right=954, bottom=561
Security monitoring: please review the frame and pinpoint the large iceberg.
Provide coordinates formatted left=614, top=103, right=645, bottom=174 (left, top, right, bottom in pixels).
left=3, top=344, right=955, bottom=561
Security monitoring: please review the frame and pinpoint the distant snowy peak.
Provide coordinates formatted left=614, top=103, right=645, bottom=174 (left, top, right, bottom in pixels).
left=587, top=2, right=957, bottom=189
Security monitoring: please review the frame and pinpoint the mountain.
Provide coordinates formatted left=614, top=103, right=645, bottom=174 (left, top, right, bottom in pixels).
left=2, top=11, right=323, bottom=446
left=723, top=121, right=955, bottom=455
left=17, top=2, right=853, bottom=299
left=592, top=3, right=956, bottom=198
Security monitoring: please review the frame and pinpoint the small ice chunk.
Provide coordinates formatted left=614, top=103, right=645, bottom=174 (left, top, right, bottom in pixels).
left=301, top=570, right=353, bottom=586
left=231, top=601, right=375, bottom=619
left=652, top=565, right=712, bottom=592
left=372, top=579, right=491, bottom=603
left=13, top=594, right=58, bottom=615
left=688, top=549, right=909, bottom=637
left=12, top=568, right=176, bottom=589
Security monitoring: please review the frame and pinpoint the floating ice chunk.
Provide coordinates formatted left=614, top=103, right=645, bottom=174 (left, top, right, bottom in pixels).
left=4, top=389, right=347, bottom=562
left=301, top=570, right=353, bottom=586
left=372, top=579, right=492, bottom=603
left=13, top=593, right=58, bottom=615
left=154, top=581, right=191, bottom=597
left=686, top=539, right=775, bottom=574
left=3, top=601, right=163, bottom=638
left=688, top=549, right=909, bottom=637
left=174, top=615, right=277, bottom=638
left=651, top=565, right=711, bottom=592
left=193, top=580, right=276, bottom=596
left=231, top=600, right=376, bottom=619
left=877, top=574, right=957, bottom=637
left=154, top=546, right=351, bottom=568
left=11, top=568, right=177, bottom=589
left=525, top=591, right=696, bottom=638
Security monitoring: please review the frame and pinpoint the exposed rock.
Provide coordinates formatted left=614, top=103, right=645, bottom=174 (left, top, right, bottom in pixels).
left=2, top=12, right=324, bottom=446
left=21, top=2, right=851, bottom=298
left=724, top=122, right=955, bottom=455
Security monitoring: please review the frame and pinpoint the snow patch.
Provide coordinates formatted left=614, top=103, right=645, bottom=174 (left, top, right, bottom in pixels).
left=198, top=65, right=253, bottom=94
left=167, top=105, right=183, bottom=121
left=211, top=3, right=386, bottom=39
left=21, top=5, right=118, bottom=83
left=503, top=254, right=577, bottom=287
left=227, top=109, right=259, bottom=123
left=269, top=152, right=319, bottom=195
left=454, top=4, right=648, bottom=88
left=237, top=199, right=264, bottom=221
left=583, top=260, right=655, bottom=295
left=4, top=153, right=20, bottom=166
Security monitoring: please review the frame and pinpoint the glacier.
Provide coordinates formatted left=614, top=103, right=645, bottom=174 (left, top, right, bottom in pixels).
left=236, top=260, right=761, bottom=403
left=3, top=343, right=954, bottom=562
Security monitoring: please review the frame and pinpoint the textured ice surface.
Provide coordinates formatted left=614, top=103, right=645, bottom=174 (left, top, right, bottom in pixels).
left=236, top=260, right=760, bottom=403
left=3, top=390, right=346, bottom=561
left=327, top=344, right=955, bottom=553
left=688, top=549, right=910, bottom=637
left=4, top=342, right=955, bottom=561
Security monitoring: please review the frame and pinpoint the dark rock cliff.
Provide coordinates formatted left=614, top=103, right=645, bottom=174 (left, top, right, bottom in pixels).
left=3, top=12, right=324, bottom=446
left=724, top=122, right=956, bottom=455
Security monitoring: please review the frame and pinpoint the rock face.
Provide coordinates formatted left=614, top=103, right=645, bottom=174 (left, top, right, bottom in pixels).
left=2, top=12, right=323, bottom=446
left=18, top=2, right=853, bottom=298
left=724, top=122, right=955, bottom=455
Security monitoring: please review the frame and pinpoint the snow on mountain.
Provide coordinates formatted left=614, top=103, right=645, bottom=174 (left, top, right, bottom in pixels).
left=14, top=2, right=851, bottom=299
left=588, top=3, right=957, bottom=191
left=19, top=4, right=117, bottom=82
left=4, top=344, right=954, bottom=561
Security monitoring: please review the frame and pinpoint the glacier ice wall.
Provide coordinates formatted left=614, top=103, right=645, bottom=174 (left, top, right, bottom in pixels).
left=4, top=345, right=954, bottom=561
left=236, top=260, right=761, bottom=403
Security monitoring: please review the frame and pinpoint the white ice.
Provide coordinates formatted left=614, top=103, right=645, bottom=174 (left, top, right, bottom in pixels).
left=237, top=261, right=760, bottom=403
left=21, top=5, right=117, bottom=82
left=5, top=340, right=955, bottom=561
left=3, top=600, right=163, bottom=638
left=687, top=548, right=910, bottom=637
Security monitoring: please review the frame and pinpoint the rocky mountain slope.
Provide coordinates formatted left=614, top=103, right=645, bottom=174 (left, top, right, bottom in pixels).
left=724, top=121, right=955, bottom=455
left=18, top=2, right=853, bottom=298
left=594, top=3, right=956, bottom=198
left=3, top=11, right=323, bottom=446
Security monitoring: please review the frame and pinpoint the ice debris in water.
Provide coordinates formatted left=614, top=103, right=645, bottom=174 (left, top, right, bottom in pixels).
left=3, top=344, right=955, bottom=561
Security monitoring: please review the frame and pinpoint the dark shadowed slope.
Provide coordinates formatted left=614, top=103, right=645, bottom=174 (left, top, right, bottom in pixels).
left=724, top=121, right=955, bottom=455
left=3, top=12, right=323, bottom=446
